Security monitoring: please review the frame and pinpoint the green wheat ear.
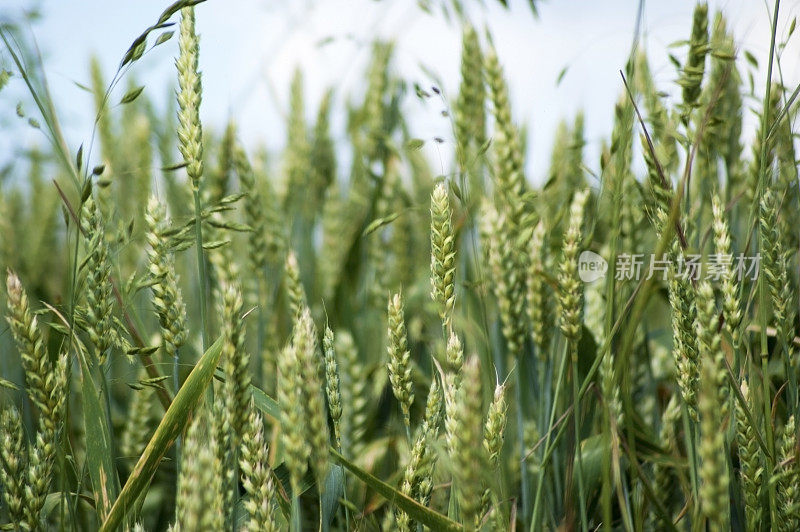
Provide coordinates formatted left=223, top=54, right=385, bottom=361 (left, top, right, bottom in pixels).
left=177, top=6, right=204, bottom=188
left=387, top=291, right=414, bottom=433
left=430, top=183, right=456, bottom=331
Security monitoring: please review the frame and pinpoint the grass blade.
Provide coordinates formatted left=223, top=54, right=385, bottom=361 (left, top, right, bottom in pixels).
left=77, top=353, right=120, bottom=522
left=330, top=449, right=462, bottom=532
left=99, top=336, right=224, bottom=532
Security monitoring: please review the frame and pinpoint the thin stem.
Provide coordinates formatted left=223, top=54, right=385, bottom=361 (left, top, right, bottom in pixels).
left=515, top=366, right=530, bottom=525
left=531, top=339, right=569, bottom=530
left=193, top=187, right=209, bottom=351
left=754, top=1, right=781, bottom=525
left=571, top=347, right=588, bottom=532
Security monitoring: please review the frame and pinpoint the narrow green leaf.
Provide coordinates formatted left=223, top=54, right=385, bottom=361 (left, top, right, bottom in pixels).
left=321, top=466, right=344, bottom=532
left=363, top=213, right=400, bottom=236
left=250, top=384, right=280, bottom=420
left=99, top=336, right=224, bottom=532
left=330, top=449, right=462, bottom=531
left=78, top=352, right=120, bottom=522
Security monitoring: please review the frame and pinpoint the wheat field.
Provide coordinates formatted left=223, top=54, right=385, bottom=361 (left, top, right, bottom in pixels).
left=1, top=1, right=799, bottom=530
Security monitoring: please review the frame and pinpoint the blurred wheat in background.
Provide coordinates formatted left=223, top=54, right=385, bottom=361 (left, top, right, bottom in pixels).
left=0, top=0, right=799, bottom=530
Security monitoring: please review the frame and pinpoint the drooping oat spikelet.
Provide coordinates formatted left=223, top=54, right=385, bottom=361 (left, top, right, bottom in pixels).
left=735, top=381, right=763, bottom=530
left=81, top=197, right=114, bottom=364
left=484, top=381, right=507, bottom=470
left=323, top=326, right=343, bottom=447
left=711, top=194, right=742, bottom=347
left=558, top=189, right=590, bottom=343
left=450, top=355, right=485, bottom=529
left=0, top=406, right=27, bottom=526
left=294, top=308, right=330, bottom=487
left=284, top=251, right=307, bottom=318
left=277, top=341, right=309, bottom=494
left=387, top=292, right=414, bottom=431
left=430, top=183, right=456, bottom=330
left=526, top=220, right=552, bottom=359
left=777, top=416, right=799, bottom=531
left=145, top=196, right=187, bottom=360
left=454, top=24, right=486, bottom=173
left=679, top=2, right=709, bottom=116
left=176, top=6, right=204, bottom=187
left=240, top=404, right=279, bottom=532
left=176, top=406, right=224, bottom=530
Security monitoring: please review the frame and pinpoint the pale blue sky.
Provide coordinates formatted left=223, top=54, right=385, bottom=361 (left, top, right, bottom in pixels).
left=2, top=0, right=798, bottom=182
